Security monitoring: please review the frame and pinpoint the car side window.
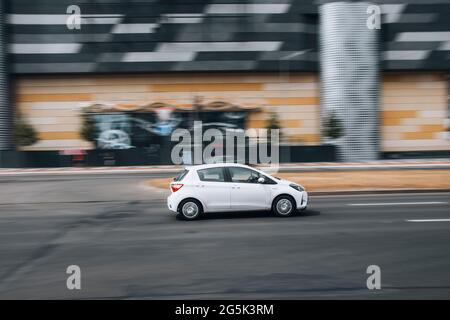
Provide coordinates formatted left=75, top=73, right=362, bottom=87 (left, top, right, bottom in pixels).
left=197, top=167, right=225, bottom=182
left=228, top=167, right=261, bottom=183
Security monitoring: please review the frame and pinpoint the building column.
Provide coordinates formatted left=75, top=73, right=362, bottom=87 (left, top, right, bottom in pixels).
left=319, top=1, right=380, bottom=161
left=0, top=0, right=12, bottom=158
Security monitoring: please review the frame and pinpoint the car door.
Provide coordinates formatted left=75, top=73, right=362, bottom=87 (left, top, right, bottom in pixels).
left=226, top=166, right=271, bottom=211
left=195, top=167, right=230, bottom=211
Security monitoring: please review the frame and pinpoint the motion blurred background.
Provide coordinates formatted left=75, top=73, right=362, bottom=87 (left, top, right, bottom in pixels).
left=1, top=1, right=450, bottom=300
left=0, top=0, right=449, bottom=167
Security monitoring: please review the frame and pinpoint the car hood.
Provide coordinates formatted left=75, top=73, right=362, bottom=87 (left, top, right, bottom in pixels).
left=276, top=178, right=305, bottom=190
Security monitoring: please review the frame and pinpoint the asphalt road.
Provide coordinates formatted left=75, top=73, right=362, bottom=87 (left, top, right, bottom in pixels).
left=0, top=173, right=449, bottom=299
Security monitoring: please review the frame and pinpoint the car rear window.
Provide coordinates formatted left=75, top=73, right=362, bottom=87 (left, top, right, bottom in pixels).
left=173, top=169, right=189, bottom=182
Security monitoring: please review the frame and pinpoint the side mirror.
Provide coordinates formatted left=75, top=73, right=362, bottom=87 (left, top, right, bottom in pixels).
left=257, top=177, right=266, bottom=184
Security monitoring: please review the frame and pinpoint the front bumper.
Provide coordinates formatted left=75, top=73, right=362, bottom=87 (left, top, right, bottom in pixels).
left=297, top=191, right=308, bottom=210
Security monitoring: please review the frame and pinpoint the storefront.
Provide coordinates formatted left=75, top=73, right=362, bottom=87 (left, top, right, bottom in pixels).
left=1, top=0, right=449, bottom=166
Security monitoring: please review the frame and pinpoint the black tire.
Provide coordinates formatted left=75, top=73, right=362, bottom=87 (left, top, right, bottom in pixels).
left=177, top=199, right=203, bottom=220
left=272, top=195, right=296, bottom=217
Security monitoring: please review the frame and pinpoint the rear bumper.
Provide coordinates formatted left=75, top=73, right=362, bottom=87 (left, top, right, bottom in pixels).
left=167, top=193, right=180, bottom=213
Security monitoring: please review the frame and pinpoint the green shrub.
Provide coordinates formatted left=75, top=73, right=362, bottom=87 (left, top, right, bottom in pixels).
left=323, top=112, right=344, bottom=140
left=80, top=114, right=97, bottom=142
left=265, top=112, right=282, bottom=142
left=14, top=112, right=39, bottom=147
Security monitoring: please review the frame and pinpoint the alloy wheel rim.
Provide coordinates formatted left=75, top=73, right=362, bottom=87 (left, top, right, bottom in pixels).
left=182, top=202, right=198, bottom=218
left=276, top=199, right=292, bottom=215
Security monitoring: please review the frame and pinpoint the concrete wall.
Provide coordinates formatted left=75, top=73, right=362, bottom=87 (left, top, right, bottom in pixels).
left=14, top=72, right=450, bottom=153
left=381, top=73, right=449, bottom=152
left=14, top=73, right=321, bottom=150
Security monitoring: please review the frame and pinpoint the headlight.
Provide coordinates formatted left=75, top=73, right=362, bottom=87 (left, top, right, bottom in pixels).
left=290, top=183, right=305, bottom=192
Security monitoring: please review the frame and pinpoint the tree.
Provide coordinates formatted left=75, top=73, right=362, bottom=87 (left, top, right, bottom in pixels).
left=323, top=112, right=344, bottom=140
left=265, top=112, right=282, bottom=142
left=80, top=114, right=97, bottom=143
left=14, top=112, right=39, bottom=147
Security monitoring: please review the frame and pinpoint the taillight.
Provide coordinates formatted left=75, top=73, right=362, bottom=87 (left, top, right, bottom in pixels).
left=171, top=184, right=183, bottom=192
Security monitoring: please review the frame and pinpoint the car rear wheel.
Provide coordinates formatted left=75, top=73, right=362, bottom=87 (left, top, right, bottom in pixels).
left=178, top=199, right=203, bottom=220
left=272, top=195, right=295, bottom=217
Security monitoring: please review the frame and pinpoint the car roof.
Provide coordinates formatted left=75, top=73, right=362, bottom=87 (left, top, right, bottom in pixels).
left=185, top=163, right=252, bottom=171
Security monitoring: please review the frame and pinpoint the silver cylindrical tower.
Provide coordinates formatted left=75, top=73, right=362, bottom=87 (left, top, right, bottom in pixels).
left=0, top=0, right=12, bottom=153
left=320, top=1, right=379, bottom=161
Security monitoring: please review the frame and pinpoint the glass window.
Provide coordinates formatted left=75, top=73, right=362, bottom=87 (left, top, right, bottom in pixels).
left=173, top=169, right=188, bottom=182
left=197, top=167, right=225, bottom=182
left=228, top=167, right=262, bottom=183
left=228, top=167, right=277, bottom=184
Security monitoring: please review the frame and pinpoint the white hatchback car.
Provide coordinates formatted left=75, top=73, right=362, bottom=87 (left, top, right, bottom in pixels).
left=167, top=163, right=308, bottom=220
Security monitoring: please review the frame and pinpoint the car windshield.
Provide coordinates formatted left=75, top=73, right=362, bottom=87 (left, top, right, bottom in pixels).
left=173, top=169, right=188, bottom=181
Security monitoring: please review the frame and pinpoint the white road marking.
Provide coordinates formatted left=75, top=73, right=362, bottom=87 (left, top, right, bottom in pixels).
left=406, top=219, right=450, bottom=222
left=312, top=192, right=450, bottom=198
left=347, top=201, right=447, bottom=206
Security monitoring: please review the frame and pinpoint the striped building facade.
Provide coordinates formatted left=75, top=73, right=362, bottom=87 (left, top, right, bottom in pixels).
left=2, top=0, right=450, bottom=158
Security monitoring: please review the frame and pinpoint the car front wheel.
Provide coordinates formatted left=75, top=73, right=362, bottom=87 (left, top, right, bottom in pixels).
left=272, top=195, right=295, bottom=217
left=178, top=199, right=203, bottom=220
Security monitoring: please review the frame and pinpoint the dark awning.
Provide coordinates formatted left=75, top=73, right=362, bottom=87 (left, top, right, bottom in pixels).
left=82, top=101, right=261, bottom=113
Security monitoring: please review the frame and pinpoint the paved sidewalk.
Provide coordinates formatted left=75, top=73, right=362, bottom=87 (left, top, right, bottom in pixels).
left=0, top=158, right=450, bottom=176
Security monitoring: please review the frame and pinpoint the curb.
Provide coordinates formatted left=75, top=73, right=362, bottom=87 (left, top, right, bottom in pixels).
left=1, top=163, right=450, bottom=176
left=309, top=189, right=450, bottom=196
left=277, top=164, right=450, bottom=172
